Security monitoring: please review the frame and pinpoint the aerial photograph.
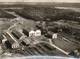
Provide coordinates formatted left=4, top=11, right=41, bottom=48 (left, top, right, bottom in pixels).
left=0, top=0, right=80, bottom=59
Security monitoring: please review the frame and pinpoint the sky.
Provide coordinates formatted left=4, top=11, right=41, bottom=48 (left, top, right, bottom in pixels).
left=0, top=0, right=80, bottom=3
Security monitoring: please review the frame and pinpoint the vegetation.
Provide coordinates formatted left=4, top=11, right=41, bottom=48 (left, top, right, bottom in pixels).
left=0, top=9, right=16, bottom=18
left=13, top=6, right=80, bottom=22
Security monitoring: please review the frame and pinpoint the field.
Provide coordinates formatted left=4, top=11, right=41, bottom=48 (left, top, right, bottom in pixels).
left=0, top=2, right=80, bottom=58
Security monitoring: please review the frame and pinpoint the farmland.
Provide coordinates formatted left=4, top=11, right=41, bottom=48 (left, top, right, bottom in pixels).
left=0, top=2, right=80, bottom=57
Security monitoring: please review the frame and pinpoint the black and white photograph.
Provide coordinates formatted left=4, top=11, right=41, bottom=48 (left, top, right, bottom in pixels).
left=0, top=0, right=80, bottom=59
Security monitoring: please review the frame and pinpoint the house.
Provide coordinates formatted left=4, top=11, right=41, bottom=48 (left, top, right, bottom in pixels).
left=35, top=30, right=41, bottom=36
left=29, top=30, right=35, bottom=37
